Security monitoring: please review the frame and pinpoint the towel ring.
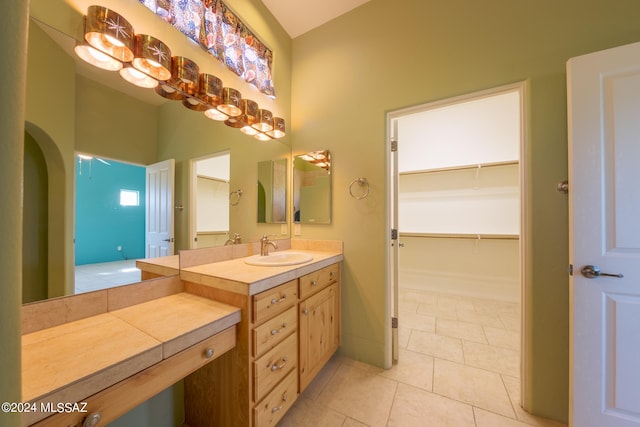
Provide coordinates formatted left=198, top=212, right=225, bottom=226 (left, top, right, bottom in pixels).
left=229, top=189, right=243, bottom=206
left=349, top=177, right=370, bottom=200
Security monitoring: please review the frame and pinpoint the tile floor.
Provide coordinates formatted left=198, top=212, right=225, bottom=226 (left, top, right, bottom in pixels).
left=278, top=286, right=567, bottom=427
left=74, top=259, right=141, bottom=294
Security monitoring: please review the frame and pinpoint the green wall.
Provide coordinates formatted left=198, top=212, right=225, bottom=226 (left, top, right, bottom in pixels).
left=290, top=0, right=640, bottom=421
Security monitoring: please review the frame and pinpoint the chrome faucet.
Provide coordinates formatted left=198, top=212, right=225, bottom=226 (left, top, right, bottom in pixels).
left=260, top=235, right=278, bottom=256
left=224, top=233, right=242, bottom=246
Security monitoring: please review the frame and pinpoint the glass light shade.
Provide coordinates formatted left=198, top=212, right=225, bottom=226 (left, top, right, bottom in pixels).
left=193, top=74, right=223, bottom=106
left=204, top=108, right=229, bottom=121
left=254, top=132, right=271, bottom=141
left=74, top=43, right=122, bottom=71
left=266, top=117, right=286, bottom=138
left=131, top=34, right=171, bottom=81
left=240, top=125, right=259, bottom=136
left=119, top=65, right=158, bottom=88
left=156, top=56, right=199, bottom=101
left=83, top=6, right=134, bottom=62
left=251, top=109, right=273, bottom=132
left=216, top=88, right=242, bottom=117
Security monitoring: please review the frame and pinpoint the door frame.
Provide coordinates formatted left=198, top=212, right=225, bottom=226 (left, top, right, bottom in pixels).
left=384, top=80, right=528, bottom=394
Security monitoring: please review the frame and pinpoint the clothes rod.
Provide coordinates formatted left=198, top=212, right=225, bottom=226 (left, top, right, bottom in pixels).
left=400, top=160, right=519, bottom=176
left=400, top=232, right=519, bottom=240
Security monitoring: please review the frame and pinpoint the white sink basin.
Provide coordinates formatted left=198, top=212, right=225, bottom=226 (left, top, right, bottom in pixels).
left=244, top=252, right=313, bottom=266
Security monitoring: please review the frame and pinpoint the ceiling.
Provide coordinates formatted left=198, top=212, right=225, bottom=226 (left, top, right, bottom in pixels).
left=261, top=0, right=371, bottom=38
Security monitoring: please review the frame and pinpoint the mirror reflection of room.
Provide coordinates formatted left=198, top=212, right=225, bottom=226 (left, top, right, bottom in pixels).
left=192, top=152, right=230, bottom=248
left=257, top=158, right=287, bottom=224
left=293, top=150, right=331, bottom=224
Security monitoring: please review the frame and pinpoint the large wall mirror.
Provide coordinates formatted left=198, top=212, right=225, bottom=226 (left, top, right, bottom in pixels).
left=24, top=0, right=291, bottom=303
left=293, top=151, right=332, bottom=224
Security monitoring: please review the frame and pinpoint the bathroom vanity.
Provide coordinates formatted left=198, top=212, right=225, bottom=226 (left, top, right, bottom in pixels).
left=21, top=239, right=342, bottom=427
left=180, top=239, right=343, bottom=427
left=21, top=276, right=240, bottom=427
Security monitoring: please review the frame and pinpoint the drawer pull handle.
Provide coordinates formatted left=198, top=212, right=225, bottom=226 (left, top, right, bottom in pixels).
left=271, top=294, right=287, bottom=304
left=271, top=356, right=288, bottom=371
left=311, top=280, right=318, bottom=286
left=83, top=412, right=102, bottom=427
left=271, top=392, right=288, bottom=413
left=204, top=348, right=215, bottom=359
left=271, top=323, right=287, bottom=335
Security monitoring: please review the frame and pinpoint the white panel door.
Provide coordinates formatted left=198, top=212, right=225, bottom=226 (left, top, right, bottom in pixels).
left=146, top=159, right=175, bottom=258
left=568, top=42, right=640, bottom=427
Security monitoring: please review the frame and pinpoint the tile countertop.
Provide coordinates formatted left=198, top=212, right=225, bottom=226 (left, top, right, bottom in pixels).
left=22, top=292, right=240, bottom=424
left=180, top=248, right=344, bottom=296
left=136, top=255, right=180, bottom=276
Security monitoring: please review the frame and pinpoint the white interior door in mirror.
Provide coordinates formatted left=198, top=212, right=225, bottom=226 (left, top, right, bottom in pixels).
left=146, top=159, right=175, bottom=258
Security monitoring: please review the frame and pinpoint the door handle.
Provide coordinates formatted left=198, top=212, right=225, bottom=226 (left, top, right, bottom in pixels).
left=580, top=265, right=623, bottom=279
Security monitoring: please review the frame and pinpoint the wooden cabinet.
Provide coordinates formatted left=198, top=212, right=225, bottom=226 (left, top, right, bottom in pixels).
left=299, top=283, right=340, bottom=391
left=184, top=261, right=341, bottom=427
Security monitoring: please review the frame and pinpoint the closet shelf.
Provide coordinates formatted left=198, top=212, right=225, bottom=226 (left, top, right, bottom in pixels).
left=400, top=160, right=519, bottom=176
left=400, top=232, right=519, bottom=240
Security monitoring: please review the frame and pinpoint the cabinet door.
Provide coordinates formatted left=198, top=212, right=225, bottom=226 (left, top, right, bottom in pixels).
left=299, top=283, right=339, bottom=391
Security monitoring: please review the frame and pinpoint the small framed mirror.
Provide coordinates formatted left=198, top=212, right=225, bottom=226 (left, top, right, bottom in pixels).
left=293, top=150, right=331, bottom=224
left=257, top=158, right=287, bottom=223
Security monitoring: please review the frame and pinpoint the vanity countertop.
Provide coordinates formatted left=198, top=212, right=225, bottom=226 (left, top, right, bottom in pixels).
left=181, top=248, right=344, bottom=296
left=22, top=292, right=240, bottom=424
left=136, top=254, right=180, bottom=276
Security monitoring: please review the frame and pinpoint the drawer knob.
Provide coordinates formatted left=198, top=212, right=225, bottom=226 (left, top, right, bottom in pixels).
left=270, top=356, right=288, bottom=372
left=271, top=295, right=287, bottom=304
left=302, top=308, right=309, bottom=315
left=83, top=412, right=102, bottom=427
left=271, top=323, right=287, bottom=336
left=311, top=280, right=318, bottom=286
left=204, top=348, right=215, bottom=359
left=271, top=392, right=288, bottom=413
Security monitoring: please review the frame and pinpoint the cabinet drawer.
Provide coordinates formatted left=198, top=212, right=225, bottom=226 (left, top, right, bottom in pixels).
left=253, top=333, right=297, bottom=403
left=253, top=369, right=297, bottom=427
left=253, top=306, right=297, bottom=357
left=299, top=263, right=340, bottom=299
left=253, top=280, right=298, bottom=324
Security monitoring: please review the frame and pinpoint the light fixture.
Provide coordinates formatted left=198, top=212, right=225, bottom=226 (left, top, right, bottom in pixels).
left=266, top=117, right=286, bottom=138
left=74, top=40, right=123, bottom=71
left=119, top=64, right=159, bottom=88
left=73, top=5, right=283, bottom=142
left=183, top=73, right=222, bottom=111
left=227, top=99, right=259, bottom=135
left=131, top=34, right=171, bottom=80
left=216, top=87, right=243, bottom=117
left=79, top=6, right=134, bottom=63
left=254, top=132, right=271, bottom=141
left=251, top=109, right=273, bottom=132
left=156, top=56, right=199, bottom=100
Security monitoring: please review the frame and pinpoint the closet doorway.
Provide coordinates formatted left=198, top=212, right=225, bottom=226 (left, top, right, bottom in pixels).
left=385, top=82, right=527, bottom=406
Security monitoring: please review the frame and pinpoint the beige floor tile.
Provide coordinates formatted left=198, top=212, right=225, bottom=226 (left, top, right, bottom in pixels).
left=387, top=383, right=475, bottom=427
left=398, top=326, right=411, bottom=349
left=399, top=301, right=419, bottom=314
left=303, top=355, right=343, bottom=400
left=379, top=348, right=434, bottom=391
left=407, top=330, right=464, bottom=363
left=456, top=308, right=506, bottom=328
left=433, top=358, right=515, bottom=418
left=342, top=417, right=370, bottom=427
left=399, top=310, right=436, bottom=333
left=416, top=303, right=458, bottom=320
left=315, top=362, right=397, bottom=427
left=463, top=340, right=520, bottom=377
left=471, top=297, right=519, bottom=311
left=278, top=396, right=347, bottom=427
left=483, top=326, right=520, bottom=351
left=474, top=407, right=532, bottom=426
left=500, top=312, right=522, bottom=332
left=436, top=318, right=488, bottom=343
